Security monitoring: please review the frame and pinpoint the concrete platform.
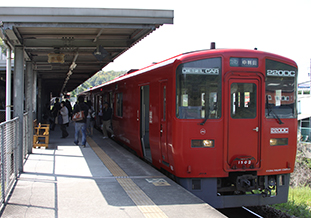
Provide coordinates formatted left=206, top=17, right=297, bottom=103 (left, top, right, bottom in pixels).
left=0, top=123, right=225, bottom=218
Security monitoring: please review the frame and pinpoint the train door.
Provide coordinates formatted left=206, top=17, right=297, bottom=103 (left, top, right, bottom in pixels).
left=140, top=85, right=151, bottom=162
left=227, top=78, right=260, bottom=169
left=160, top=81, right=169, bottom=166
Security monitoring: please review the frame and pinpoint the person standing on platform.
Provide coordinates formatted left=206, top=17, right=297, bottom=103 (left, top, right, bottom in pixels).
left=73, top=96, right=89, bottom=147
left=98, top=104, right=103, bottom=127
left=50, top=97, right=60, bottom=131
left=101, top=102, right=114, bottom=139
left=65, top=99, right=73, bottom=125
left=86, top=100, right=94, bottom=136
left=59, top=101, right=69, bottom=138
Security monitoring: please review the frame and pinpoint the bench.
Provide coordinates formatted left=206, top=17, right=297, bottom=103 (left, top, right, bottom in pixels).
left=33, top=119, right=50, bottom=148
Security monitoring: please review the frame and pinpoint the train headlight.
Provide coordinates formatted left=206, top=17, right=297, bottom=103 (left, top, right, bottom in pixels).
left=270, top=138, right=288, bottom=146
left=191, top=139, right=214, bottom=148
left=270, top=139, right=277, bottom=146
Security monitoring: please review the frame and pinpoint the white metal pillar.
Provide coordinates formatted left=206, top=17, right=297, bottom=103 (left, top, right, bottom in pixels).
left=5, top=45, right=12, bottom=121
left=13, top=46, right=24, bottom=173
left=25, top=61, right=33, bottom=154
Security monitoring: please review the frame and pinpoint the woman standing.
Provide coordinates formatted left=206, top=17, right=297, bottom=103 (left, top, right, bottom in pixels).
left=60, top=101, right=69, bottom=138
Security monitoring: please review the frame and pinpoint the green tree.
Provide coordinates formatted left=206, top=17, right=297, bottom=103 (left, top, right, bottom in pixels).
left=0, top=38, right=7, bottom=56
left=70, top=70, right=126, bottom=98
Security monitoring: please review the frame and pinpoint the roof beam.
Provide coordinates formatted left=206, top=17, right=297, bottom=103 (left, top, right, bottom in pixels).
left=3, top=22, right=161, bottom=30
left=23, top=39, right=131, bottom=48
left=0, top=7, right=173, bottom=24
left=23, top=34, right=130, bottom=40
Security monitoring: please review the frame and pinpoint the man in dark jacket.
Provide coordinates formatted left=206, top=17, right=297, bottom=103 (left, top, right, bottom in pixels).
left=50, top=98, right=60, bottom=130
left=102, top=102, right=114, bottom=139
left=65, top=99, right=73, bottom=120
left=73, top=96, right=89, bottom=147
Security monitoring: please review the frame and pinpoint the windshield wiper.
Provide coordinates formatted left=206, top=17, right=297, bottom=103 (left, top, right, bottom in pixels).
left=200, top=117, right=209, bottom=125
left=269, top=109, right=284, bottom=125
left=266, top=95, right=284, bottom=125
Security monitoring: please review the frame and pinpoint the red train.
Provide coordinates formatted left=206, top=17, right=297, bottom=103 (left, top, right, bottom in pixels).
left=82, top=46, right=298, bottom=208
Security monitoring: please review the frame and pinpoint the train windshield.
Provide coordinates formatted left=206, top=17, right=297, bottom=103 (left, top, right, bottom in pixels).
left=265, top=59, right=297, bottom=119
left=176, top=57, right=222, bottom=119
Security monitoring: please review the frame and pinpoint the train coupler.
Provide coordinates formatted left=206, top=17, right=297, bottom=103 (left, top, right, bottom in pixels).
left=236, top=174, right=258, bottom=192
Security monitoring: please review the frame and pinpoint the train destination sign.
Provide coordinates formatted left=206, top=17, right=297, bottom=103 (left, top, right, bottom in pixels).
left=230, top=57, right=258, bottom=67
left=182, top=67, right=219, bottom=75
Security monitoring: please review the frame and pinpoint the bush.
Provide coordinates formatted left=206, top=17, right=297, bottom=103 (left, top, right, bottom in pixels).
left=290, top=142, right=311, bottom=188
left=272, top=187, right=311, bottom=218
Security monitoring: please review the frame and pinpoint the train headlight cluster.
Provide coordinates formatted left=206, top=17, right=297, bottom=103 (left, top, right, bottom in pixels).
left=191, top=139, right=214, bottom=148
left=270, top=138, right=288, bottom=146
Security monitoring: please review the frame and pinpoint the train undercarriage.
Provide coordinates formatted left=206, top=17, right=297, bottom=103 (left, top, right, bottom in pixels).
left=177, top=173, right=290, bottom=208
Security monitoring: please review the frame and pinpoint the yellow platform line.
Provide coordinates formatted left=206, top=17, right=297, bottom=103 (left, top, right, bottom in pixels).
left=87, top=137, right=168, bottom=218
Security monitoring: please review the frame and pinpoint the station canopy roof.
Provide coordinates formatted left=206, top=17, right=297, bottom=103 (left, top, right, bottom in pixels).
left=0, top=7, right=173, bottom=96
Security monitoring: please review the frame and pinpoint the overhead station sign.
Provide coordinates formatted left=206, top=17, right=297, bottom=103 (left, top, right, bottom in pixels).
left=48, top=53, right=65, bottom=63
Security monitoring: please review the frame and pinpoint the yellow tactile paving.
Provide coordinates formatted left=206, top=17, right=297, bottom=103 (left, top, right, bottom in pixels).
left=87, top=137, right=168, bottom=218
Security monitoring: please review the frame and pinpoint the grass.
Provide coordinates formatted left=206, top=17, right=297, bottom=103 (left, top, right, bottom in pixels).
left=272, top=186, right=311, bottom=218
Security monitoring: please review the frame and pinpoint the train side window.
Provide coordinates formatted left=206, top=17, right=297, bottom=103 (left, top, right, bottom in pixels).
left=116, top=92, right=123, bottom=117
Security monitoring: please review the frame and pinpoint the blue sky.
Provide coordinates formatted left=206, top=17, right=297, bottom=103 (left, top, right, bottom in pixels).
left=1, top=0, right=310, bottom=82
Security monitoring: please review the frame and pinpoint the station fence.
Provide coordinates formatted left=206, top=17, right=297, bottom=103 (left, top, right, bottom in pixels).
left=298, top=127, right=311, bottom=159
left=0, top=112, right=31, bottom=211
left=299, top=127, right=311, bottom=142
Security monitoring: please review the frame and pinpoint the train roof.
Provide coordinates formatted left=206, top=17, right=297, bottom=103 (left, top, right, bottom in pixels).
left=180, top=48, right=297, bottom=65
left=85, top=48, right=297, bottom=93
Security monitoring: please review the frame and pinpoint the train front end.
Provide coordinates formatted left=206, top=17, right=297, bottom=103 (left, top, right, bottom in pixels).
left=173, top=49, right=298, bottom=208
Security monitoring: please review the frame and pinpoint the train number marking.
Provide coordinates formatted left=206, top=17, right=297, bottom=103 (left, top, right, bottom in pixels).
left=238, top=160, right=251, bottom=165
left=271, top=127, right=289, bottom=134
left=267, top=70, right=295, bottom=77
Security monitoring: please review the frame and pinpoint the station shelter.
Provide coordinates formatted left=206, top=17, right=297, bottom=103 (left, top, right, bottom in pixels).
left=0, top=6, right=173, bottom=208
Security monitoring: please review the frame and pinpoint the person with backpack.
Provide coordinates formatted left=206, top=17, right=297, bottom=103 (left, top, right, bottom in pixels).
left=72, top=96, right=89, bottom=147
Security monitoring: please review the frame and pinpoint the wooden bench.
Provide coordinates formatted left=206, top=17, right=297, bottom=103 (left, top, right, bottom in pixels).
left=33, top=119, right=50, bottom=148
